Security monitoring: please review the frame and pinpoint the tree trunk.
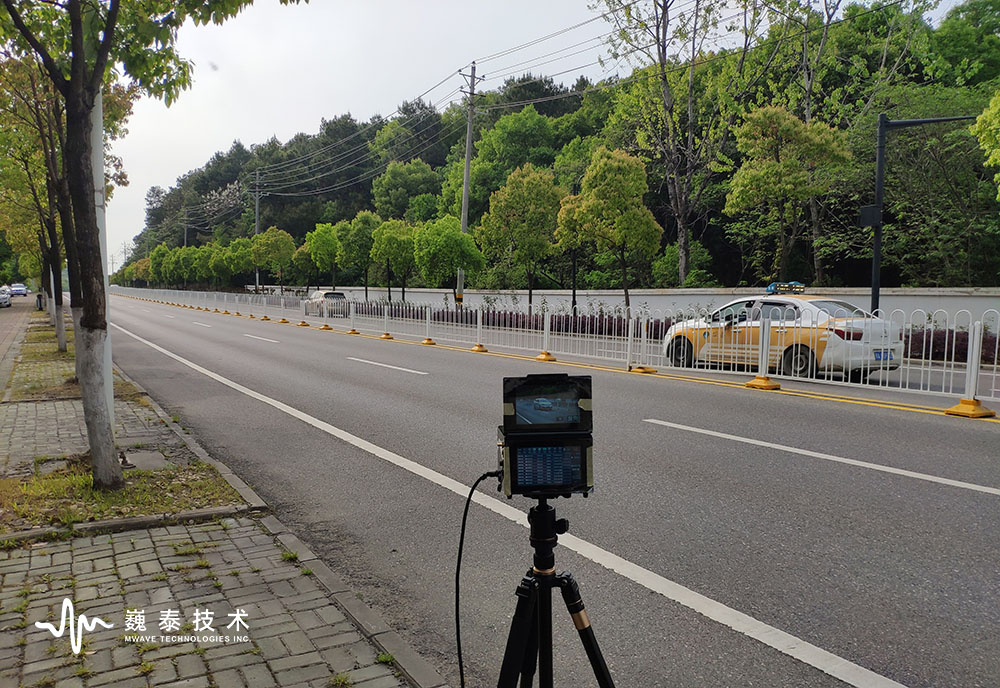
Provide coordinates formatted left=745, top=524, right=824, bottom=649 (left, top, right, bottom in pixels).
left=49, top=252, right=67, bottom=352
left=527, top=271, right=534, bottom=319
left=809, top=197, right=825, bottom=285
left=331, top=266, right=337, bottom=290
left=621, top=249, right=631, bottom=311
left=676, top=213, right=690, bottom=286
left=64, top=88, right=122, bottom=490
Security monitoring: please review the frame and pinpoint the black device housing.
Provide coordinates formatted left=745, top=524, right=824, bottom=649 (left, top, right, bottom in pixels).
left=498, top=374, right=593, bottom=498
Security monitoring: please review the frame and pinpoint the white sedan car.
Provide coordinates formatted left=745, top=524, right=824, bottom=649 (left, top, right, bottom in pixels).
left=663, top=292, right=904, bottom=382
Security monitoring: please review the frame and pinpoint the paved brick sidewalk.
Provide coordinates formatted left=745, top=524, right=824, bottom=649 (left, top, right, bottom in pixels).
left=0, top=518, right=405, bottom=688
left=0, top=300, right=447, bottom=688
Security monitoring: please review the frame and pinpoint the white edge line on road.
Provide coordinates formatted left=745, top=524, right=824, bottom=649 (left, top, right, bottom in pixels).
left=110, top=322, right=907, bottom=688
left=191, top=322, right=212, bottom=328
left=346, top=357, right=428, bottom=375
left=243, top=333, right=278, bottom=343
left=643, top=418, right=1000, bottom=497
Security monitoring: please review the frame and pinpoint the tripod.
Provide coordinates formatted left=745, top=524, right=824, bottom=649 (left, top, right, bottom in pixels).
left=497, top=498, right=615, bottom=688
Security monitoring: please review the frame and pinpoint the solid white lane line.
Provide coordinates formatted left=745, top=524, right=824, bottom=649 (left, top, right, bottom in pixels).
left=644, top=419, right=1000, bottom=497
left=111, top=322, right=905, bottom=688
left=243, top=334, right=278, bottom=343
left=192, top=322, right=212, bottom=328
left=346, top=357, right=427, bottom=375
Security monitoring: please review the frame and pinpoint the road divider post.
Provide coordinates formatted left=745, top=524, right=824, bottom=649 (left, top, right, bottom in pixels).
left=347, top=301, right=359, bottom=334
left=422, top=305, right=436, bottom=345
left=746, top=318, right=781, bottom=390
left=946, top=320, right=996, bottom=418
left=472, top=308, right=487, bottom=352
left=536, top=311, right=556, bottom=362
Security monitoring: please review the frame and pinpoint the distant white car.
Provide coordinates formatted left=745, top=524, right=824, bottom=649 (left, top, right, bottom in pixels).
left=0, top=287, right=10, bottom=308
left=304, top=290, right=348, bottom=317
left=10, top=283, right=27, bottom=296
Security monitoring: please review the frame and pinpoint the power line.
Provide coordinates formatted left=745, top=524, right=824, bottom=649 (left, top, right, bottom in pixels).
left=253, top=89, right=462, bottom=193
left=253, top=89, right=460, bottom=187
left=480, top=0, right=909, bottom=113
left=263, top=119, right=467, bottom=198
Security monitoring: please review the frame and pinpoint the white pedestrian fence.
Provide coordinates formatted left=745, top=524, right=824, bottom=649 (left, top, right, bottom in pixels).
left=113, top=287, right=1000, bottom=406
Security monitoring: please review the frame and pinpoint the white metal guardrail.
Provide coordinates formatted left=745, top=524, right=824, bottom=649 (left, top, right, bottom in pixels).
left=112, top=287, right=1000, bottom=408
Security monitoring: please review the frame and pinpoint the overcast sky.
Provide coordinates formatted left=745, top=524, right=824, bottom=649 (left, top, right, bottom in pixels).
left=107, top=0, right=616, bottom=268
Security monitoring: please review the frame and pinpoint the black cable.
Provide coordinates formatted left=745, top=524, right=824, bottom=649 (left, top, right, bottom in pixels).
left=456, top=470, right=501, bottom=688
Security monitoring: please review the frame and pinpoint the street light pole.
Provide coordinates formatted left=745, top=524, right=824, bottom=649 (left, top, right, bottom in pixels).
left=859, top=113, right=976, bottom=313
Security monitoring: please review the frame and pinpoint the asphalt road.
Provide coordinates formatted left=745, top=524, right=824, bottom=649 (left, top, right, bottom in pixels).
left=109, top=295, right=1000, bottom=688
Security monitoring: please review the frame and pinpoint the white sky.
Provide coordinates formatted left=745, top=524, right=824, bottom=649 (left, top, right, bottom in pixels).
left=107, top=0, right=615, bottom=268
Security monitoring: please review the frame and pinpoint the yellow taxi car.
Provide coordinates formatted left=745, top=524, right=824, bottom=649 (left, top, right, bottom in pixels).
left=663, top=283, right=904, bottom=382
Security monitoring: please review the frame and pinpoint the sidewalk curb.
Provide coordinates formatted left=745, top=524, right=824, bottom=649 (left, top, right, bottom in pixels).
left=114, top=367, right=450, bottom=688
left=258, top=517, right=449, bottom=688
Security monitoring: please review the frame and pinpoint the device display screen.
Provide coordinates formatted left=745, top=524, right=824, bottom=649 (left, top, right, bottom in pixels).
left=514, top=445, right=583, bottom=489
left=513, top=390, right=580, bottom=427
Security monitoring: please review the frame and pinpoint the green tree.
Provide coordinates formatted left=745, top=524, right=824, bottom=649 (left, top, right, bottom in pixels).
left=405, top=193, right=438, bottom=223
left=372, top=159, right=440, bottom=220
left=370, top=219, right=416, bottom=301
left=477, top=164, right=566, bottom=312
left=149, top=243, right=170, bottom=286
left=252, top=226, right=295, bottom=290
left=724, top=106, right=851, bottom=283
left=930, top=0, right=1000, bottom=86
left=440, top=105, right=556, bottom=224
left=193, top=244, right=216, bottom=284
left=973, top=87, right=1000, bottom=200
left=651, top=241, right=717, bottom=286
left=292, top=243, right=316, bottom=287
left=1, top=0, right=305, bottom=490
left=305, top=221, right=342, bottom=288
left=224, top=237, right=254, bottom=281
left=575, top=148, right=663, bottom=309
left=208, top=247, right=231, bottom=285
left=413, top=216, right=485, bottom=296
left=339, top=210, right=380, bottom=300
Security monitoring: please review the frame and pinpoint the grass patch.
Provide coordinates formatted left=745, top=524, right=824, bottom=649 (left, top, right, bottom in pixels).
left=281, top=551, right=298, bottom=562
left=0, top=459, right=243, bottom=530
left=19, top=343, right=75, bottom=362
left=376, top=652, right=394, bottom=664
left=328, top=674, right=353, bottom=688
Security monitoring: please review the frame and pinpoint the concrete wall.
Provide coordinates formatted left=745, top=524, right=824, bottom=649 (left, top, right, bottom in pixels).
left=317, top=286, right=1000, bottom=322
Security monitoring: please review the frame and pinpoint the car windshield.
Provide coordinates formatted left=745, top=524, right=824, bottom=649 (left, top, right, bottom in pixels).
left=810, top=300, right=870, bottom=318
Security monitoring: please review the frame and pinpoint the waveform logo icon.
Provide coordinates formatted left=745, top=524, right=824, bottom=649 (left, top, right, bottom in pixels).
left=35, top=598, right=115, bottom=655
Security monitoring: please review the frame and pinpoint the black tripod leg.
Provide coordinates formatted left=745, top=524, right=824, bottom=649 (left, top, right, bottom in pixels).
left=557, top=572, right=616, bottom=688
left=498, top=575, right=537, bottom=688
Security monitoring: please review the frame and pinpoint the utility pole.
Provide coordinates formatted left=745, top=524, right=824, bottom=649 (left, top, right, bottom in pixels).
left=859, top=113, right=976, bottom=313
left=456, top=61, right=483, bottom=309
left=254, top=168, right=262, bottom=293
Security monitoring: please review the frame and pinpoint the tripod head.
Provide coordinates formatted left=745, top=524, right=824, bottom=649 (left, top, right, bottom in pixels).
left=527, top=498, right=569, bottom=574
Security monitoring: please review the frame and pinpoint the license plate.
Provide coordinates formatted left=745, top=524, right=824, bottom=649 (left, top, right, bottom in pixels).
left=874, top=350, right=893, bottom=361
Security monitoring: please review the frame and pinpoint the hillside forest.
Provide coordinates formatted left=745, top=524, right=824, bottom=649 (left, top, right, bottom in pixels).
left=13, top=0, right=999, bottom=305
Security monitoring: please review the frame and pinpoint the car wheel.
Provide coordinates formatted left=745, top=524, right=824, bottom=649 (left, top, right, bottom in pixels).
left=667, top=337, right=694, bottom=368
left=781, top=345, right=816, bottom=378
